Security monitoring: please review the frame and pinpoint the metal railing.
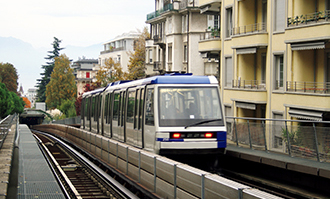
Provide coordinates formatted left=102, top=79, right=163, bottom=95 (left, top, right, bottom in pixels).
left=286, top=81, right=330, bottom=94
left=226, top=117, right=330, bottom=163
left=288, top=10, right=330, bottom=27
left=51, top=116, right=81, bottom=125
left=100, top=46, right=125, bottom=55
left=0, top=114, right=16, bottom=150
left=200, top=29, right=220, bottom=41
left=146, top=3, right=174, bottom=20
left=232, top=79, right=266, bottom=90
left=232, top=22, right=266, bottom=35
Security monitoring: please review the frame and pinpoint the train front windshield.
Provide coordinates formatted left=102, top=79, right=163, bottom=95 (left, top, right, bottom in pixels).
left=158, top=87, right=224, bottom=127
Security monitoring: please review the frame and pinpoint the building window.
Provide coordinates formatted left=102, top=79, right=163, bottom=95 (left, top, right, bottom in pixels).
left=117, top=55, right=121, bottom=63
left=86, top=72, right=90, bottom=78
left=149, top=49, right=153, bottom=63
left=274, top=0, right=285, bottom=32
left=261, top=54, right=266, bottom=83
left=168, top=46, right=172, bottom=62
left=225, top=7, right=233, bottom=38
left=275, top=55, right=284, bottom=89
left=225, top=57, right=233, bottom=87
left=183, top=45, right=187, bottom=62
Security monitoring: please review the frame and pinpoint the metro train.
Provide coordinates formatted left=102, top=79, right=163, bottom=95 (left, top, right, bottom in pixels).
left=81, top=73, right=226, bottom=155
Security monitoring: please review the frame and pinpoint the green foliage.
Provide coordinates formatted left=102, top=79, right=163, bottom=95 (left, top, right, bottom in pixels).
left=37, top=37, right=64, bottom=102
left=58, top=99, right=76, bottom=118
left=0, top=62, right=18, bottom=93
left=282, top=127, right=302, bottom=146
left=46, top=54, right=77, bottom=110
left=0, top=82, right=24, bottom=118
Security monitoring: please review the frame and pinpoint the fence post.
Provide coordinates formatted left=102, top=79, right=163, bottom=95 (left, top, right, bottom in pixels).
left=201, top=174, right=205, bottom=199
left=285, top=121, right=292, bottom=157
left=234, top=118, right=239, bottom=146
left=262, top=121, right=268, bottom=152
left=312, top=123, right=320, bottom=162
left=247, top=120, right=252, bottom=149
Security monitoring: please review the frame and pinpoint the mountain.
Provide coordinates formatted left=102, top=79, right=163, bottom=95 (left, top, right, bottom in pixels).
left=0, top=37, right=102, bottom=92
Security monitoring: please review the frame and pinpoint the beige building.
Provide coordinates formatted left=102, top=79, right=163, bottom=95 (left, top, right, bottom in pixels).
left=145, top=0, right=220, bottom=77
left=99, top=31, right=141, bottom=73
left=196, top=0, right=330, bottom=123
left=72, top=58, right=98, bottom=96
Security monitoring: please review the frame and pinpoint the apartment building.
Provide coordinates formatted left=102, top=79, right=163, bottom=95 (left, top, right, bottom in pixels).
left=99, top=31, right=140, bottom=73
left=197, top=0, right=330, bottom=123
left=146, top=0, right=221, bottom=77
left=72, top=58, right=98, bottom=96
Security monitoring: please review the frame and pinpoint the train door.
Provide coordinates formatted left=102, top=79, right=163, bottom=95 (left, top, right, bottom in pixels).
left=81, top=98, right=85, bottom=128
left=111, top=91, right=122, bottom=140
left=87, top=96, right=92, bottom=131
left=103, top=92, right=112, bottom=138
left=97, top=94, right=102, bottom=134
left=135, top=88, right=144, bottom=148
left=119, top=90, right=126, bottom=142
left=143, top=86, right=156, bottom=152
left=125, top=88, right=136, bottom=146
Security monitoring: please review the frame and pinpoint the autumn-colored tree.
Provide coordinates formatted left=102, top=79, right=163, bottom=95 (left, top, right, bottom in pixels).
left=22, top=97, right=32, bottom=108
left=0, top=62, right=18, bottom=93
left=37, top=37, right=64, bottom=102
left=126, top=27, right=149, bottom=80
left=95, top=58, right=128, bottom=87
left=45, top=54, right=77, bottom=110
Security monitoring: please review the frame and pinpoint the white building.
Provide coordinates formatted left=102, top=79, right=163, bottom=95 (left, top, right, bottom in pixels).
left=99, top=31, right=141, bottom=72
left=72, top=58, right=98, bottom=96
left=145, top=0, right=220, bottom=77
left=26, top=88, right=37, bottom=108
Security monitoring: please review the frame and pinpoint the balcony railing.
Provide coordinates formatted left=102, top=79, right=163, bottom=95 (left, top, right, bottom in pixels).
left=153, top=61, right=164, bottom=71
left=200, top=29, right=220, bottom=41
left=286, top=81, right=330, bottom=94
left=147, top=3, right=174, bottom=21
left=232, top=22, right=266, bottom=35
left=100, top=47, right=125, bottom=54
left=287, top=10, right=330, bottom=27
left=232, top=79, right=266, bottom=90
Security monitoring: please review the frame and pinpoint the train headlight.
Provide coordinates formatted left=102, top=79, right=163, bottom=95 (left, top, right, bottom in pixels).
left=170, top=132, right=215, bottom=139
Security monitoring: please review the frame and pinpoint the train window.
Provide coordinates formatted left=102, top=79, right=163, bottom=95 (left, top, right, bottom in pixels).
left=139, top=88, right=145, bottom=129
left=134, top=89, right=140, bottom=129
left=158, top=87, right=223, bottom=127
left=127, top=91, right=135, bottom=123
left=92, top=97, right=96, bottom=119
left=105, top=94, right=109, bottom=123
left=121, top=91, right=126, bottom=126
left=113, top=92, right=120, bottom=121
left=107, top=93, right=112, bottom=123
left=145, top=88, right=154, bottom=125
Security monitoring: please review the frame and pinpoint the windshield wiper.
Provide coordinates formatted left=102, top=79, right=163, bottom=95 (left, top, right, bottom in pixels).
left=184, top=119, right=222, bottom=129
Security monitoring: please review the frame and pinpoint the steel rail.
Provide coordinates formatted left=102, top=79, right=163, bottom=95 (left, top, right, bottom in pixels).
left=35, top=131, right=139, bottom=199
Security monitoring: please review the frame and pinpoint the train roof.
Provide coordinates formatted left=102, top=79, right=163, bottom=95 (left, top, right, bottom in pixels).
left=82, top=74, right=218, bottom=98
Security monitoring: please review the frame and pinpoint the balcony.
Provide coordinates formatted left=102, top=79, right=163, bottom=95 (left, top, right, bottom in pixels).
left=287, top=10, right=330, bottom=27
left=200, top=28, right=220, bottom=40
left=232, top=22, right=266, bottom=36
left=153, top=61, right=164, bottom=71
left=100, top=47, right=125, bottom=55
left=146, top=3, right=174, bottom=21
left=286, top=81, right=330, bottom=94
left=232, top=80, right=266, bottom=90
left=153, top=35, right=166, bottom=48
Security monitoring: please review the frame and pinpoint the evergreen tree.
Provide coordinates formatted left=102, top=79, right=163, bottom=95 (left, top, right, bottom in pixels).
left=36, top=37, right=64, bottom=102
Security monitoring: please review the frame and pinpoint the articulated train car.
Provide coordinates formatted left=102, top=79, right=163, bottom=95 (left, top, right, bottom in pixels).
left=81, top=74, right=226, bottom=155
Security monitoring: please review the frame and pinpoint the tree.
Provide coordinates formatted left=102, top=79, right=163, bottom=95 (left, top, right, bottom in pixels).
left=45, top=54, right=77, bottom=110
left=37, top=37, right=64, bottom=102
left=22, top=97, right=32, bottom=108
left=0, top=82, right=24, bottom=118
left=0, top=62, right=18, bottom=93
left=58, top=99, right=76, bottom=118
left=127, top=27, right=149, bottom=80
left=95, top=57, right=128, bottom=87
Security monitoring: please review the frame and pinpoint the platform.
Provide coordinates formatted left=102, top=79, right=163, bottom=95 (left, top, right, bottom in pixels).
left=17, top=124, right=65, bottom=199
left=226, top=144, right=330, bottom=179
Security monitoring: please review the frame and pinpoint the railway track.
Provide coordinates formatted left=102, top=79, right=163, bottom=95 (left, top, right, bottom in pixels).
left=32, top=131, right=156, bottom=199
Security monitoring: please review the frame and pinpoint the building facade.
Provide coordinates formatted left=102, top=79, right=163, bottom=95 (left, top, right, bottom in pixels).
left=26, top=88, right=37, bottom=108
left=72, top=58, right=98, bottom=96
left=99, top=31, right=141, bottom=73
left=145, top=0, right=220, bottom=77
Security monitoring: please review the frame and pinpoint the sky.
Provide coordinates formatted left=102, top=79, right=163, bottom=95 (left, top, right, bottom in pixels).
left=1, top=0, right=154, bottom=48
left=0, top=0, right=155, bottom=91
